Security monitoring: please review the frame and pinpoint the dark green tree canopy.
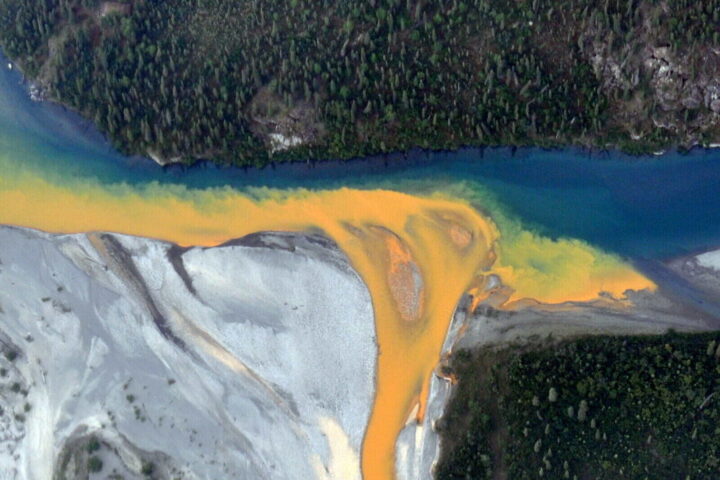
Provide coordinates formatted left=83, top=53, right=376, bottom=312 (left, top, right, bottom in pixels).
left=1, top=0, right=719, bottom=166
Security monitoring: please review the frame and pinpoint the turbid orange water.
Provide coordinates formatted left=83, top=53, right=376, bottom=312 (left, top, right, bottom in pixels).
left=0, top=172, right=654, bottom=480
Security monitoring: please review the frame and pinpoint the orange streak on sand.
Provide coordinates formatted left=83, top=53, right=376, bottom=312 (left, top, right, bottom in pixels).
left=0, top=174, right=655, bottom=480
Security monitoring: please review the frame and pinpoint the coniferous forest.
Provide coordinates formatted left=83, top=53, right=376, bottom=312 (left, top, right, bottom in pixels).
left=1, top=0, right=720, bottom=166
left=437, top=332, right=720, bottom=480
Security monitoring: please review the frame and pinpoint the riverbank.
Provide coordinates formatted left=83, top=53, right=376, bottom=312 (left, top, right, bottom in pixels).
left=0, top=219, right=696, bottom=480
left=435, top=244, right=720, bottom=479
left=0, top=226, right=377, bottom=480
left=4, top=34, right=720, bottom=479
left=4, top=51, right=720, bottom=173
left=3, top=0, right=720, bottom=168
left=436, top=328, right=720, bottom=480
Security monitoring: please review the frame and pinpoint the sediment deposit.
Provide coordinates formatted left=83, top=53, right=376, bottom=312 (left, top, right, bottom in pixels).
left=0, top=227, right=375, bottom=480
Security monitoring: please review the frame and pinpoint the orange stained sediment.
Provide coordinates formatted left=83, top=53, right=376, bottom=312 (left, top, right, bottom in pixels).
left=0, top=173, right=655, bottom=480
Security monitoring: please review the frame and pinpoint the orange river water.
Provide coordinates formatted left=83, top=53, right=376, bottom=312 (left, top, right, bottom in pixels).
left=0, top=173, right=654, bottom=480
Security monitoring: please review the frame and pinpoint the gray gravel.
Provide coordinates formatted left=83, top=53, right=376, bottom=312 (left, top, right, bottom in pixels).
left=0, top=226, right=375, bottom=480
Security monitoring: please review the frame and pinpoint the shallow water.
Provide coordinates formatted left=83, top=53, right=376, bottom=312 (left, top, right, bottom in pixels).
left=3, top=49, right=720, bottom=260
left=0, top=51, right=717, bottom=480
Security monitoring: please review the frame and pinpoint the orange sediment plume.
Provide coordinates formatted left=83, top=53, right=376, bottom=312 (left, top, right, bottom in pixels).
left=0, top=176, right=498, bottom=480
left=0, top=172, right=655, bottom=480
left=352, top=204, right=497, bottom=479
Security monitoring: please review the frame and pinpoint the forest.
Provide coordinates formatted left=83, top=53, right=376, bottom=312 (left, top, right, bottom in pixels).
left=437, top=331, right=720, bottom=480
left=1, top=0, right=719, bottom=166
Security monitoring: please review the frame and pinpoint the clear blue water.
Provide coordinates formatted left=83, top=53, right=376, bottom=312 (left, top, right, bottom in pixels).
left=2, top=51, right=720, bottom=260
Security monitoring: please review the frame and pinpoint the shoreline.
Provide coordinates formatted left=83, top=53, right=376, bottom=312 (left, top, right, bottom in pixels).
left=3, top=51, right=720, bottom=182
left=421, top=243, right=720, bottom=480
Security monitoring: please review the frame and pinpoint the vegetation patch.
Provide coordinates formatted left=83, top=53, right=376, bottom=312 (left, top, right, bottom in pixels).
left=437, top=331, right=720, bottom=480
left=1, top=0, right=719, bottom=166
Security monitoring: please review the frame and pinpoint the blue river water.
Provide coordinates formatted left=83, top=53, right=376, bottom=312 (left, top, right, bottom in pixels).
left=2, top=51, right=720, bottom=261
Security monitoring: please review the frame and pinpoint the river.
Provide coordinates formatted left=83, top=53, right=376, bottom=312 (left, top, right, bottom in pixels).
left=1, top=51, right=719, bottom=480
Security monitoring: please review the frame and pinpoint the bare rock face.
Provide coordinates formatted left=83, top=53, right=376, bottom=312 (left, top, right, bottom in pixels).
left=680, top=86, right=703, bottom=110
left=579, top=5, right=720, bottom=146
left=0, top=227, right=376, bottom=480
left=710, top=97, right=720, bottom=114
left=248, top=87, right=326, bottom=153
left=642, top=47, right=720, bottom=116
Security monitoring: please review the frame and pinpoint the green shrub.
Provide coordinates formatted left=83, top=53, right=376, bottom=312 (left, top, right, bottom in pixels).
left=87, top=455, right=102, bottom=473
